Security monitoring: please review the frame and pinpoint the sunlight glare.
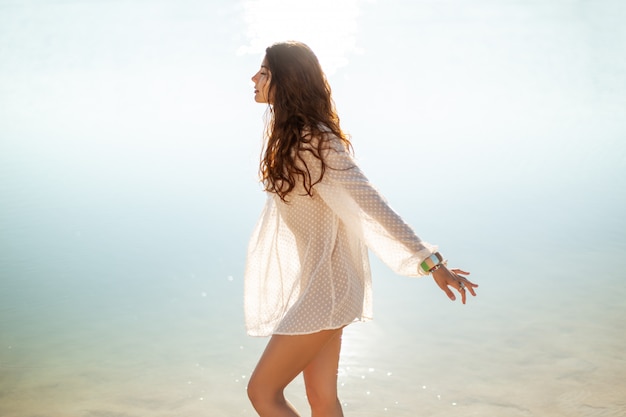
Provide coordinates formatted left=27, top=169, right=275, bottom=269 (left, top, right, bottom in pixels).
left=237, top=0, right=365, bottom=74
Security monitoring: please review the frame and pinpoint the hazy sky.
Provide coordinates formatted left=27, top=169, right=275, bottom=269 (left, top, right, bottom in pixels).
left=1, top=0, right=624, bottom=252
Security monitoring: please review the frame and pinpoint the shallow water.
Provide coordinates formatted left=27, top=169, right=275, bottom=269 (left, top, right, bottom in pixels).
left=1, top=0, right=626, bottom=416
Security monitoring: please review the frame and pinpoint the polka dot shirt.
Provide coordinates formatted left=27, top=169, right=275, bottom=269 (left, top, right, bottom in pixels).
left=244, top=135, right=436, bottom=337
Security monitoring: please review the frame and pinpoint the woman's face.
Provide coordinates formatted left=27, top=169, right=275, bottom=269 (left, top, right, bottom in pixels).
left=251, top=58, right=271, bottom=104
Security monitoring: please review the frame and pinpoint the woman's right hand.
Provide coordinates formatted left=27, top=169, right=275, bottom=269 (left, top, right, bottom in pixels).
left=431, top=266, right=478, bottom=304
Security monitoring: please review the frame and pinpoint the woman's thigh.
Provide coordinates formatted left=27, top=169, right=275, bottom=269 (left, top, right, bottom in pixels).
left=302, top=328, right=343, bottom=399
left=249, top=328, right=344, bottom=395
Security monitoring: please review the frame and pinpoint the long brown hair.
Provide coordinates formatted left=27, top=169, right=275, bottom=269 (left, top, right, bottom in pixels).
left=260, top=41, right=352, bottom=201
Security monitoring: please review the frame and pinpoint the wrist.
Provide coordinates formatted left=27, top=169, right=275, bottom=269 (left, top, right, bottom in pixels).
left=429, top=262, right=446, bottom=274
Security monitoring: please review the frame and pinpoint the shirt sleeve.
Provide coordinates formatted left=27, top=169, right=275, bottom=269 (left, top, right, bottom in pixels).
left=306, top=137, right=437, bottom=277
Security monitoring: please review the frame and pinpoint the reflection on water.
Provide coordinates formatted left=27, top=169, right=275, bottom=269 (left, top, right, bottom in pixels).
left=1, top=0, right=625, bottom=416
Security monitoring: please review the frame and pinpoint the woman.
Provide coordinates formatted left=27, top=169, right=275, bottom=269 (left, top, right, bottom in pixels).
left=245, top=41, right=478, bottom=417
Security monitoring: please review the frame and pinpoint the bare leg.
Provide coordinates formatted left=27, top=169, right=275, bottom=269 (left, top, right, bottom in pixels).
left=247, top=328, right=344, bottom=417
left=303, top=328, right=344, bottom=417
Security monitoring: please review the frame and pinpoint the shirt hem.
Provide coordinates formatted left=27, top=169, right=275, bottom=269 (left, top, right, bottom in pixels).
left=247, top=316, right=373, bottom=337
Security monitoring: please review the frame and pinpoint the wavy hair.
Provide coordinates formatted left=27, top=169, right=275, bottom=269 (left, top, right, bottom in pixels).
left=260, top=41, right=352, bottom=201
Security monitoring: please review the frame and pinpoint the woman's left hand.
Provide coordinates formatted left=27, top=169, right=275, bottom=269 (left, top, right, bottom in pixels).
left=431, top=266, right=478, bottom=304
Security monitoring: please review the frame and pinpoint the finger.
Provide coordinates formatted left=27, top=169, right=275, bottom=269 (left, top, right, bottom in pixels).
left=451, top=269, right=470, bottom=276
left=457, top=278, right=478, bottom=297
left=454, top=274, right=479, bottom=288
left=465, top=281, right=478, bottom=296
left=462, top=279, right=479, bottom=288
left=434, top=278, right=456, bottom=301
left=455, top=281, right=467, bottom=304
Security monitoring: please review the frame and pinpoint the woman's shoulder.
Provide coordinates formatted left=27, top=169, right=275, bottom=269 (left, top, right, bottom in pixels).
left=301, top=124, right=348, bottom=152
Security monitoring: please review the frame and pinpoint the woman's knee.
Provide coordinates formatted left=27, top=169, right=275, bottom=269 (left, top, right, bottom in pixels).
left=247, top=375, right=282, bottom=411
left=247, top=376, right=266, bottom=407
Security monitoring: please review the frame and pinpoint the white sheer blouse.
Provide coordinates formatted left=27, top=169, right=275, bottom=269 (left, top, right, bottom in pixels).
left=244, top=134, right=436, bottom=336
